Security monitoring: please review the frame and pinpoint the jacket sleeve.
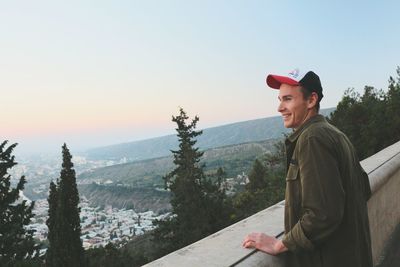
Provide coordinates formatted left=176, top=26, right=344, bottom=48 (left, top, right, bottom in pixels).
left=282, top=135, right=345, bottom=252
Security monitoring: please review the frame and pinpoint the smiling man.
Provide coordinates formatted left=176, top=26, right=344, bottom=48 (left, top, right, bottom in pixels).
left=243, top=69, right=373, bottom=267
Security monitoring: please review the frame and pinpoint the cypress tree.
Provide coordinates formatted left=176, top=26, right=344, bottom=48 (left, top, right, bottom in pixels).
left=45, top=180, right=59, bottom=266
left=0, top=141, right=38, bottom=266
left=46, top=144, right=85, bottom=267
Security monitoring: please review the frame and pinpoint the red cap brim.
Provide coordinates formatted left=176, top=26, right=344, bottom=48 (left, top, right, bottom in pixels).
left=266, top=74, right=300, bottom=89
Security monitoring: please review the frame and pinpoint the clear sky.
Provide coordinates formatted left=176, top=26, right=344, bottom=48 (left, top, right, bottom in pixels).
left=1, top=0, right=399, bottom=155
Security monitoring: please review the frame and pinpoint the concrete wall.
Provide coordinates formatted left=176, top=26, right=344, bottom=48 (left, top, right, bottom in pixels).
left=362, top=141, right=400, bottom=265
left=145, top=141, right=400, bottom=267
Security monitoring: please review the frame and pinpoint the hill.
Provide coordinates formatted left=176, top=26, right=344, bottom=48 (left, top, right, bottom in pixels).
left=78, top=138, right=280, bottom=211
left=78, top=138, right=280, bottom=187
left=83, top=108, right=335, bottom=161
left=79, top=184, right=171, bottom=213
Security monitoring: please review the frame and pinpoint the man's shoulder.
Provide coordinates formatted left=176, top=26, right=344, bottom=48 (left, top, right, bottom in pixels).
left=299, top=119, right=344, bottom=142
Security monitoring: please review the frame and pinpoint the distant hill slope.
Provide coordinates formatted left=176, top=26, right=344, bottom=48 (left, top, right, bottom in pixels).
left=79, top=184, right=171, bottom=213
left=78, top=138, right=280, bottom=187
left=78, top=139, right=281, bottom=210
left=84, top=108, right=335, bottom=161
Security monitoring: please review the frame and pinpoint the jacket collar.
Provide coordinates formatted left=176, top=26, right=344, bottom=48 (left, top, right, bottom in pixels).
left=287, top=114, right=326, bottom=143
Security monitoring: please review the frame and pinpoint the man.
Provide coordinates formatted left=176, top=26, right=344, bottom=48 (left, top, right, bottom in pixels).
left=243, top=69, right=373, bottom=267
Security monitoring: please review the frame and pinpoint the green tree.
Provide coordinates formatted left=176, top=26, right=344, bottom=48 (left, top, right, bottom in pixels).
left=152, top=108, right=231, bottom=256
left=45, top=180, right=59, bottom=266
left=385, top=66, right=400, bottom=145
left=233, top=160, right=269, bottom=218
left=85, top=241, right=146, bottom=267
left=46, top=144, right=85, bottom=267
left=0, top=141, right=38, bottom=266
left=329, top=66, right=400, bottom=159
left=202, top=167, right=234, bottom=235
left=233, top=140, right=286, bottom=219
left=246, top=159, right=267, bottom=192
left=264, top=141, right=286, bottom=202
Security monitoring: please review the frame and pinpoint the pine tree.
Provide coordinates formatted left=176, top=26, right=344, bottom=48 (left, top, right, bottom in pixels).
left=233, top=158, right=269, bottom=218
left=264, top=140, right=286, bottom=202
left=153, top=108, right=231, bottom=256
left=201, top=167, right=233, bottom=233
left=329, top=66, right=400, bottom=159
left=164, top=108, right=209, bottom=246
left=46, top=144, right=85, bottom=267
left=246, top=159, right=267, bottom=192
left=0, top=141, right=38, bottom=266
left=386, top=66, right=400, bottom=145
left=216, top=167, right=226, bottom=187
left=233, top=140, right=286, bottom=219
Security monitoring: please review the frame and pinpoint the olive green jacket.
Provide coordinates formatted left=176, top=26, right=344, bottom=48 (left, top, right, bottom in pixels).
left=282, top=115, right=373, bottom=267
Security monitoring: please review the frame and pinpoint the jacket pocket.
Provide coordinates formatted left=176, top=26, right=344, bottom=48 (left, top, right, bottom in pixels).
left=286, top=163, right=299, bottom=181
left=285, top=163, right=301, bottom=219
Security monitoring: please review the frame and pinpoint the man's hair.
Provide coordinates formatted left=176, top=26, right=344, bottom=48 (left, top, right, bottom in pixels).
left=300, top=86, right=320, bottom=112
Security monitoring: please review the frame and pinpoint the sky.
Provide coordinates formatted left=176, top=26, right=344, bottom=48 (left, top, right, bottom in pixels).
left=1, top=0, right=399, bottom=156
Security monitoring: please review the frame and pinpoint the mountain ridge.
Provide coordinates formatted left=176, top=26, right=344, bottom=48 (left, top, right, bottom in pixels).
left=84, top=108, right=335, bottom=162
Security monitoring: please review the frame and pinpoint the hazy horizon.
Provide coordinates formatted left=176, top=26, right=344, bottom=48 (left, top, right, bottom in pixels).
left=8, top=109, right=301, bottom=157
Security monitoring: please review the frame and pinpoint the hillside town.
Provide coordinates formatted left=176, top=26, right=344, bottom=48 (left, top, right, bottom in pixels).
left=27, top=196, right=170, bottom=253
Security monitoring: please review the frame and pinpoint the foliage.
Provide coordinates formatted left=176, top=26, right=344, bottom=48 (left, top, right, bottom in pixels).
left=85, top=242, right=144, bottom=267
left=329, top=66, right=400, bottom=159
left=233, top=140, right=286, bottom=219
left=246, top=159, right=268, bottom=192
left=0, top=141, right=39, bottom=267
left=86, top=230, right=165, bottom=267
left=45, top=181, right=58, bottom=266
left=152, top=108, right=233, bottom=256
left=385, top=67, right=400, bottom=145
left=46, top=144, right=85, bottom=267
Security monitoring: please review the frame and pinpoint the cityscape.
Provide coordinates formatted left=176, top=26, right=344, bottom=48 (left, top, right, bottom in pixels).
left=28, top=197, right=169, bottom=254
left=11, top=152, right=166, bottom=254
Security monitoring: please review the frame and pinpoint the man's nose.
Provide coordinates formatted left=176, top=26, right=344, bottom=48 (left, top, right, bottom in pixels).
left=277, top=101, right=284, bottom=113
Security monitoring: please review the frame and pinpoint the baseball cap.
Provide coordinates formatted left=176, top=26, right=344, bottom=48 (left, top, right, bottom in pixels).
left=266, top=68, right=324, bottom=101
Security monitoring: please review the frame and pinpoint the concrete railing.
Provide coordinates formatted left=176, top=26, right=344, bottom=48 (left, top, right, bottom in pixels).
left=363, top=141, right=400, bottom=265
left=145, top=141, right=400, bottom=267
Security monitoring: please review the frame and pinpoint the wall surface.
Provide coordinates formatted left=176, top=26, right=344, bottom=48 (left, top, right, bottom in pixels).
left=145, top=141, right=400, bottom=267
left=362, top=141, right=400, bottom=265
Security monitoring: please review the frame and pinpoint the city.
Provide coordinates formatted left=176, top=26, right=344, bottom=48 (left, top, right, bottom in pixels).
left=27, top=196, right=170, bottom=255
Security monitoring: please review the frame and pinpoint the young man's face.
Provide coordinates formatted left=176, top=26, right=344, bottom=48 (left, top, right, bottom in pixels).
left=277, top=84, right=312, bottom=129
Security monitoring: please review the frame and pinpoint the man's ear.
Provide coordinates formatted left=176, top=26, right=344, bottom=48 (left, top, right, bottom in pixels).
left=307, top=92, right=319, bottom=109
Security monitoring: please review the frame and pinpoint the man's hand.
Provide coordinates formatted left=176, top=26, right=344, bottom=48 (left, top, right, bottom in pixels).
left=242, top=232, right=288, bottom=255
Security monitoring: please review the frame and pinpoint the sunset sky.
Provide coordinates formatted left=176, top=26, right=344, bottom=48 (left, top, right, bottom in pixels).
left=1, top=1, right=399, bottom=155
